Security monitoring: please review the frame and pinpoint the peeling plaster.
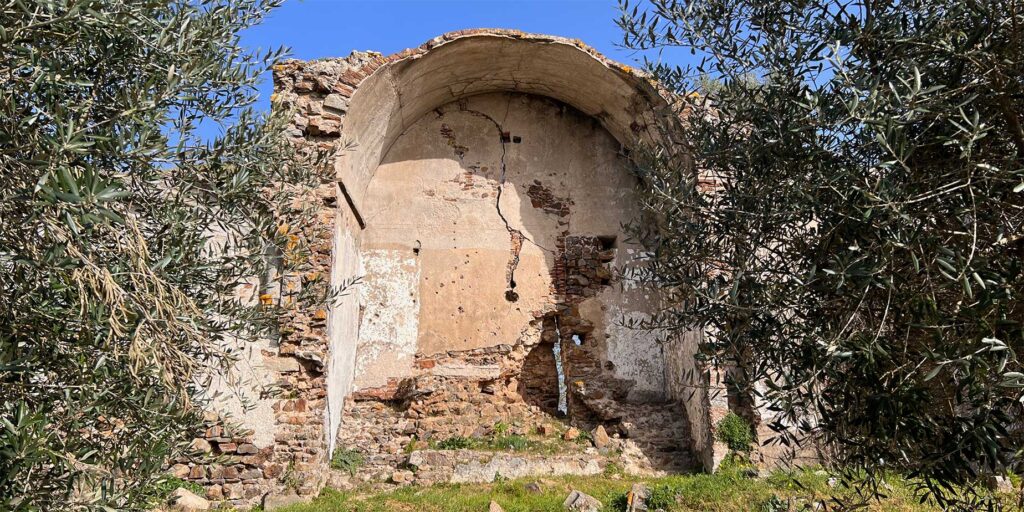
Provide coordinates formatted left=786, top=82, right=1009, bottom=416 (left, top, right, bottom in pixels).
left=357, top=93, right=670, bottom=396
left=354, top=250, right=420, bottom=389
left=603, top=307, right=666, bottom=394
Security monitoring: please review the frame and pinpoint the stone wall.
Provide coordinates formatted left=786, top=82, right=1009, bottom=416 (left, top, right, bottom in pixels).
left=520, top=341, right=561, bottom=415
left=187, top=30, right=712, bottom=507
left=180, top=52, right=364, bottom=507
left=169, top=413, right=273, bottom=503
left=663, top=331, right=730, bottom=472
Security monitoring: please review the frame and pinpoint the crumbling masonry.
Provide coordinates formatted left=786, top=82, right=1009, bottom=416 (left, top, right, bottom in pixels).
left=181, top=30, right=811, bottom=508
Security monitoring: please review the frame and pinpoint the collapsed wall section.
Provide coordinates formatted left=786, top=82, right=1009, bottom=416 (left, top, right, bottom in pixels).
left=185, top=29, right=717, bottom=507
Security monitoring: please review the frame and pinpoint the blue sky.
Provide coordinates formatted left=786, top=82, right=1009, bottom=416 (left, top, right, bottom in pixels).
left=241, top=0, right=674, bottom=111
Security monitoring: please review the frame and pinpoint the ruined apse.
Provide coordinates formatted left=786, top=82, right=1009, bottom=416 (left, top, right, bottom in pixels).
left=180, top=30, right=737, bottom=507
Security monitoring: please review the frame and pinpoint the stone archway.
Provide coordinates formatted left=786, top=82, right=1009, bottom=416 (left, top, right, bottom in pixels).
left=315, top=31, right=700, bottom=481
left=317, top=27, right=687, bottom=444
left=187, top=30, right=720, bottom=507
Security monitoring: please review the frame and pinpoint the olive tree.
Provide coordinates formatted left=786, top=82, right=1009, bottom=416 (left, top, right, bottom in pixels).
left=0, top=1, right=333, bottom=509
left=619, top=0, right=1023, bottom=508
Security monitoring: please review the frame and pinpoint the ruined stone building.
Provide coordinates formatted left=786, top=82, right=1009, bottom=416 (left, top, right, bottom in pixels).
left=177, top=30, right=803, bottom=508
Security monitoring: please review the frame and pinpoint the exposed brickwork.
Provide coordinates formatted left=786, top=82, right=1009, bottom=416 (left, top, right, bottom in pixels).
left=520, top=342, right=561, bottom=415
left=181, top=29, right=705, bottom=506
left=526, top=180, right=572, bottom=217
left=557, top=235, right=616, bottom=302
left=505, top=230, right=525, bottom=289
left=170, top=414, right=275, bottom=504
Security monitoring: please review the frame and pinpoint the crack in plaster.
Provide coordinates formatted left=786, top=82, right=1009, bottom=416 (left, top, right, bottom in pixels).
left=446, top=101, right=555, bottom=297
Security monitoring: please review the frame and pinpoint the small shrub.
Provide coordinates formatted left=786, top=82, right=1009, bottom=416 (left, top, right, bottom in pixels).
left=403, top=437, right=418, bottom=454
left=646, top=484, right=678, bottom=510
left=574, top=429, right=594, bottom=446
left=758, top=494, right=787, bottom=512
left=435, top=436, right=473, bottom=450
left=717, top=451, right=754, bottom=473
left=282, top=460, right=303, bottom=491
left=493, top=421, right=511, bottom=436
left=330, top=447, right=364, bottom=476
left=716, top=412, right=754, bottom=452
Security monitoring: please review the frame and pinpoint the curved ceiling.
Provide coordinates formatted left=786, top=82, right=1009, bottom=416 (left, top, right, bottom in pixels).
left=336, top=30, right=683, bottom=203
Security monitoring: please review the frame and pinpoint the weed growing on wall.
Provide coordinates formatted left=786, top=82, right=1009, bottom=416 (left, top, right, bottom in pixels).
left=716, top=413, right=754, bottom=453
left=330, top=448, right=365, bottom=477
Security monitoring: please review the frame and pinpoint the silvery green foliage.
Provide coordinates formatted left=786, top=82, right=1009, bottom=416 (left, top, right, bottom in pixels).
left=619, top=0, right=1023, bottom=508
left=0, top=1, right=331, bottom=509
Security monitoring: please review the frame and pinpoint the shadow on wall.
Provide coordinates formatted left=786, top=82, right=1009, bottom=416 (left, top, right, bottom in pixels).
left=346, top=91, right=695, bottom=472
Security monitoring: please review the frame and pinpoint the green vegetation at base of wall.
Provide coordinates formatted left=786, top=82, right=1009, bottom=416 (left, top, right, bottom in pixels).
left=421, top=422, right=593, bottom=455
left=330, top=449, right=365, bottom=476
left=275, top=467, right=1017, bottom=512
left=715, top=412, right=754, bottom=453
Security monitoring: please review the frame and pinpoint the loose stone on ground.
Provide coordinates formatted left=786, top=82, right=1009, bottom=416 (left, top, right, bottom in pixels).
left=167, top=488, right=210, bottom=511
left=563, top=490, right=603, bottom=512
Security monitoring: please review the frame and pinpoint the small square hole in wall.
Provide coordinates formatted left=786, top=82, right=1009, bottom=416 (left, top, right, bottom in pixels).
left=597, top=235, right=617, bottom=251
left=500, top=131, right=511, bottom=143
left=512, top=135, right=522, bottom=143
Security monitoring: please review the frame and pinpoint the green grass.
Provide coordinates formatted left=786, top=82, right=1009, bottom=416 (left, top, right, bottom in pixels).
left=274, top=467, right=998, bottom=512
left=427, top=426, right=583, bottom=456
left=416, top=420, right=602, bottom=456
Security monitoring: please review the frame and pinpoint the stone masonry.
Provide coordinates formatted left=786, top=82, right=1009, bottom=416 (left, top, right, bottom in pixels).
left=183, top=29, right=789, bottom=507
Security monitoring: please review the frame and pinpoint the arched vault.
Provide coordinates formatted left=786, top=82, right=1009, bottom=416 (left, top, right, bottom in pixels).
left=331, top=29, right=685, bottom=208
left=220, top=30, right=717, bottom=506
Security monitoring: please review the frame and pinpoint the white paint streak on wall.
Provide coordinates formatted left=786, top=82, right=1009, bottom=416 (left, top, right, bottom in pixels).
left=354, top=249, right=420, bottom=389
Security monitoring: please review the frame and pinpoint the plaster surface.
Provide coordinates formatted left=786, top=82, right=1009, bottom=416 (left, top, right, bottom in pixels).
left=353, top=92, right=665, bottom=394
left=326, top=209, right=362, bottom=454
left=354, top=249, right=419, bottom=389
